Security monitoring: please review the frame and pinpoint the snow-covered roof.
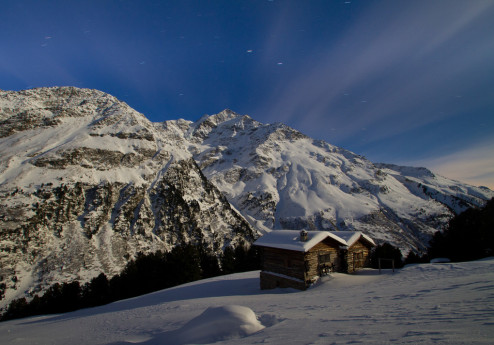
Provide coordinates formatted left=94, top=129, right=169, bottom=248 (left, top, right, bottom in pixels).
left=328, top=231, right=376, bottom=247
left=253, top=230, right=375, bottom=252
left=253, top=230, right=347, bottom=252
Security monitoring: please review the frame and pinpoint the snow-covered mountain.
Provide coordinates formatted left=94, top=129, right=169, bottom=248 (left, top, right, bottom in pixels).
left=0, top=87, right=257, bottom=307
left=1, top=87, right=492, bottom=308
left=178, top=110, right=492, bottom=249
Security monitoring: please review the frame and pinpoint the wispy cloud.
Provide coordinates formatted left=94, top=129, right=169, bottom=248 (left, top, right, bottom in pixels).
left=260, top=0, right=494, bottom=144
left=249, top=0, right=494, bottom=189
left=410, top=138, right=494, bottom=189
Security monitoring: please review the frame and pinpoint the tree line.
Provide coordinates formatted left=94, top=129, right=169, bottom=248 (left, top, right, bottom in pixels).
left=3, top=198, right=492, bottom=321
left=1, top=242, right=260, bottom=322
left=374, top=198, right=494, bottom=266
left=426, top=197, right=494, bottom=262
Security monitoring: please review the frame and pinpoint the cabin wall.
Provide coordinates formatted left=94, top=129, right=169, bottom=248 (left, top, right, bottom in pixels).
left=261, top=247, right=306, bottom=281
left=305, top=241, right=341, bottom=279
left=346, top=241, right=371, bottom=273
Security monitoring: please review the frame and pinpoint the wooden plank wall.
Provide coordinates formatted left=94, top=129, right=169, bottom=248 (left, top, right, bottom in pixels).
left=347, top=241, right=371, bottom=273
left=261, top=247, right=306, bottom=281
left=261, top=237, right=345, bottom=279
left=305, top=240, right=341, bottom=278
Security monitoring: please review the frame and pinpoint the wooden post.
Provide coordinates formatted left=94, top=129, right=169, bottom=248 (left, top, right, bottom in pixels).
left=378, top=258, right=395, bottom=274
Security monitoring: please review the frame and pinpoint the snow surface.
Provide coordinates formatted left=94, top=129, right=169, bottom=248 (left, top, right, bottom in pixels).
left=1, top=258, right=494, bottom=344
left=253, top=230, right=347, bottom=252
left=186, top=110, right=494, bottom=252
left=161, top=305, right=265, bottom=344
left=330, top=231, right=376, bottom=247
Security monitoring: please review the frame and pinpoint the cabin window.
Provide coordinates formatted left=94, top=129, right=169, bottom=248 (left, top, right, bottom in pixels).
left=318, top=253, right=333, bottom=275
left=318, top=253, right=331, bottom=265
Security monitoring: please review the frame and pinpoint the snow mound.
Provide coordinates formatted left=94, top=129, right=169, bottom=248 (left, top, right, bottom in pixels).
left=167, top=305, right=265, bottom=344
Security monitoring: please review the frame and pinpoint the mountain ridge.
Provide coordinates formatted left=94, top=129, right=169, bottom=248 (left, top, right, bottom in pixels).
left=183, top=110, right=491, bottom=244
left=0, top=87, right=258, bottom=307
left=1, top=86, right=492, bottom=307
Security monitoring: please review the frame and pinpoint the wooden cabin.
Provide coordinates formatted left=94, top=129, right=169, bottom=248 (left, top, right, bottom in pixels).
left=328, top=231, right=375, bottom=273
left=253, top=230, right=375, bottom=290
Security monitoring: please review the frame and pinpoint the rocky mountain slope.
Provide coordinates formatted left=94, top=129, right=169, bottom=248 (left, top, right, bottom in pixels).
left=0, top=87, right=256, bottom=307
left=1, top=87, right=492, bottom=307
left=178, top=111, right=492, bottom=250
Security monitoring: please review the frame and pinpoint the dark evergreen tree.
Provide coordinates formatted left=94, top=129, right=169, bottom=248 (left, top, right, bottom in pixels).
left=166, top=244, right=202, bottom=286
left=403, top=251, right=428, bottom=265
left=339, top=249, right=348, bottom=273
left=220, top=246, right=237, bottom=275
left=1, top=297, right=29, bottom=321
left=40, top=283, right=64, bottom=314
left=428, top=198, right=494, bottom=261
left=220, top=243, right=261, bottom=274
left=244, top=245, right=262, bottom=271
left=198, top=245, right=222, bottom=278
left=369, top=242, right=404, bottom=269
left=233, top=243, right=249, bottom=272
left=60, top=281, right=82, bottom=311
left=82, top=273, right=111, bottom=307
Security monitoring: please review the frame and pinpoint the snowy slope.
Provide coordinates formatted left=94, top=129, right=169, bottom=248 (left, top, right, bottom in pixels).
left=1, top=258, right=493, bottom=344
left=0, top=87, right=189, bottom=188
left=178, top=110, right=493, bottom=251
left=0, top=88, right=257, bottom=309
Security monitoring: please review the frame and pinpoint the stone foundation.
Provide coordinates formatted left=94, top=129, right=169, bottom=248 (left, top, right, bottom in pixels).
left=260, top=271, right=307, bottom=290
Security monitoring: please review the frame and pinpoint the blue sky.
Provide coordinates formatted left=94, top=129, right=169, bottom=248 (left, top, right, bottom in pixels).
left=2, top=0, right=493, bottom=188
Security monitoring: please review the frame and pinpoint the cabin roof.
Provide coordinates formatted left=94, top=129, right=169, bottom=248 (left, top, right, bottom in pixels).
left=253, top=230, right=375, bottom=252
left=328, top=231, right=376, bottom=247
left=253, top=230, right=347, bottom=252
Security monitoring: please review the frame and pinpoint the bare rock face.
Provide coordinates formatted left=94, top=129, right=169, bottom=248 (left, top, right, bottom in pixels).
left=1, top=87, right=493, bottom=308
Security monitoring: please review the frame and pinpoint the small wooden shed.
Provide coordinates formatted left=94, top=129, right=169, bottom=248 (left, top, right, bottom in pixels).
left=254, top=230, right=375, bottom=290
left=328, top=231, right=375, bottom=273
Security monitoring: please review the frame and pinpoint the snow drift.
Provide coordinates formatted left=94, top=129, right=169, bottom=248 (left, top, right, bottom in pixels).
left=157, top=305, right=265, bottom=344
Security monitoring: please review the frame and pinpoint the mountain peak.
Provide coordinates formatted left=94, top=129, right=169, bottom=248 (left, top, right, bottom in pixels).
left=1, top=87, right=493, bottom=309
left=188, top=110, right=256, bottom=141
left=197, top=109, right=243, bottom=126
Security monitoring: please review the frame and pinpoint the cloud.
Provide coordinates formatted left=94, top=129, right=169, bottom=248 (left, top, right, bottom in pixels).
left=410, top=138, right=494, bottom=189
left=248, top=0, right=494, bottom=192
left=260, top=0, right=494, bottom=144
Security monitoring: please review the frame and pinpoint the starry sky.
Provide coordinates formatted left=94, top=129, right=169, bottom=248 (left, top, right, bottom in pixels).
left=2, top=0, right=494, bottom=189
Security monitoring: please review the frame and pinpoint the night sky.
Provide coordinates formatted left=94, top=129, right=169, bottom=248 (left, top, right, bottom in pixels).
left=2, top=0, right=494, bottom=188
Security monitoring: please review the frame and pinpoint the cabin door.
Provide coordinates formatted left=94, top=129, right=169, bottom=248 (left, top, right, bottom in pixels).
left=353, top=252, right=364, bottom=270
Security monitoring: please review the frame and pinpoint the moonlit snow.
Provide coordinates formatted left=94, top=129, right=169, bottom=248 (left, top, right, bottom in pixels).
left=1, top=258, right=493, bottom=344
left=159, top=305, right=265, bottom=344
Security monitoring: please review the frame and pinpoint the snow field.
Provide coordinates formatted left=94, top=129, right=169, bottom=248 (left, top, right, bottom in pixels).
left=1, top=258, right=493, bottom=344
